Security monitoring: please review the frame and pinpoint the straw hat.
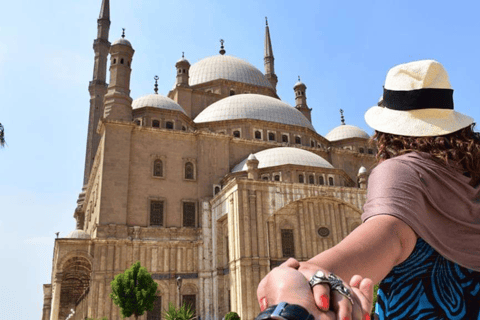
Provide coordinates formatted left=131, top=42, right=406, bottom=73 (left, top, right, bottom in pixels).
left=364, top=60, right=474, bottom=136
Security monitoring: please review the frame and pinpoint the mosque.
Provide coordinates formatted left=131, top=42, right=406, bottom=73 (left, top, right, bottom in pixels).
left=41, top=0, right=376, bottom=319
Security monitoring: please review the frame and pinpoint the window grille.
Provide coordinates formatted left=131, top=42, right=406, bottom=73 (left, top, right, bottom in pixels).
left=166, top=121, right=174, bottom=129
left=274, top=175, right=280, bottom=181
left=329, top=177, right=334, bottom=186
left=183, top=202, right=196, bottom=227
left=268, top=132, right=275, bottom=141
left=147, top=296, right=162, bottom=320
left=233, top=130, right=240, bottom=138
left=153, top=159, right=163, bottom=177
left=318, top=176, right=324, bottom=185
left=282, top=134, right=289, bottom=143
left=185, top=162, right=194, bottom=180
left=281, top=229, right=295, bottom=257
left=152, top=120, right=160, bottom=128
left=295, top=136, right=301, bottom=144
left=309, top=175, right=314, bottom=184
left=182, top=295, right=196, bottom=315
left=150, top=201, right=164, bottom=226
left=359, top=148, right=365, bottom=153
left=298, top=175, right=304, bottom=183
left=255, top=131, right=262, bottom=139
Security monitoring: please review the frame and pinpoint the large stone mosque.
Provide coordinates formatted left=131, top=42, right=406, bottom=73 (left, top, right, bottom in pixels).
left=41, top=1, right=377, bottom=319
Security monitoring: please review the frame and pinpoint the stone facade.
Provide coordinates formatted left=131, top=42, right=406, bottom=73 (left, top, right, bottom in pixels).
left=42, top=1, right=377, bottom=319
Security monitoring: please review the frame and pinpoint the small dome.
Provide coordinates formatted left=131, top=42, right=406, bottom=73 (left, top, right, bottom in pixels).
left=177, top=57, right=190, bottom=64
left=247, top=154, right=257, bottom=161
left=294, top=80, right=306, bottom=88
left=194, top=94, right=315, bottom=130
left=189, top=55, right=273, bottom=89
left=232, top=147, right=333, bottom=173
left=66, top=229, right=91, bottom=239
left=112, top=37, right=132, bottom=47
left=358, top=166, right=367, bottom=174
left=325, top=125, right=370, bottom=141
left=132, top=94, right=187, bottom=114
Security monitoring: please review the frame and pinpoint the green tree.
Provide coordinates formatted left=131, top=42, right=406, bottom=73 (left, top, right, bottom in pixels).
left=163, top=302, right=195, bottom=320
left=0, top=123, right=6, bottom=147
left=225, top=311, right=240, bottom=320
left=109, top=261, right=158, bottom=320
left=371, top=283, right=380, bottom=316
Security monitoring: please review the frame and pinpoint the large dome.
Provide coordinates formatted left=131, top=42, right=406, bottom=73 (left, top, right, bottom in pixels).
left=189, top=55, right=273, bottom=89
left=194, top=94, right=315, bottom=130
left=325, top=124, right=370, bottom=141
left=232, top=147, right=333, bottom=173
left=132, top=94, right=186, bottom=114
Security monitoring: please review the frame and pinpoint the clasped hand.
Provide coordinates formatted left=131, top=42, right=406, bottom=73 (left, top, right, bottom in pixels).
left=257, top=258, right=374, bottom=320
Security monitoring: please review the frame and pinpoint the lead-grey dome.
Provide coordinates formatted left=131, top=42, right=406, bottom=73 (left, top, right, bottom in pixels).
left=189, top=55, right=273, bottom=89
left=194, top=94, right=315, bottom=130
left=325, top=125, right=370, bottom=141
left=232, top=147, right=333, bottom=173
left=66, top=229, right=91, bottom=239
left=132, top=94, right=187, bottom=114
left=112, top=37, right=132, bottom=47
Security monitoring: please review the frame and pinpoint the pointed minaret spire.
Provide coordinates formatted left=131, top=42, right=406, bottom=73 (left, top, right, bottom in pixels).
left=83, top=0, right=111, bottom=187
left=340, top=109, right=345, bottom=125
left=219, top=39, right=226, bottom=55
left=264, top=17, right=278, bottom=91
left=154, top=75, right=159, bottom=94
left=99, top=0, right=110, bottom=21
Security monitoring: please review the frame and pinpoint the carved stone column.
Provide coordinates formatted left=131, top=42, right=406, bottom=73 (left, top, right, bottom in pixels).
left=50, top=273, right=63, bottom=320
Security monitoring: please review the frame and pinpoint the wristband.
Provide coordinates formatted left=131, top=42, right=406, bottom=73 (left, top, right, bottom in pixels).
left=255, top=302, right=314, bottom=320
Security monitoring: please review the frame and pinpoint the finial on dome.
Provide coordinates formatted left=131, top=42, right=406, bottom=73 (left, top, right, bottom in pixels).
left=340, top=109, right=345, bottom=125
left=265, top=17, right=268, bottom=26
left=298, top=75, right=301, bottom=82
left=122, top=28, right=125, bottom=38
left=154, top=75, right=159, bottom=94
left=219, top=39, right=226, bottom=55
left=182, top=51, right=184, bottom=58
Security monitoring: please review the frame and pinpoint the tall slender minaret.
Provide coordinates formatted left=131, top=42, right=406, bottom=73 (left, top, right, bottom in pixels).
left=83, top=0, right=111, bottom=186
left=264, top=17, right=278, bottom=91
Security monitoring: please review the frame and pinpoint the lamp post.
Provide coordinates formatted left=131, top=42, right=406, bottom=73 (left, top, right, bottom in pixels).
left=176, top=276, right=183, bottom=308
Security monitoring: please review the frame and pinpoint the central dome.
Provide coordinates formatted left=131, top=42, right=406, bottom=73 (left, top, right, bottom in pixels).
left=194, top=94, right=315, bottom=130
left=189, top=55, right=273, bottom=89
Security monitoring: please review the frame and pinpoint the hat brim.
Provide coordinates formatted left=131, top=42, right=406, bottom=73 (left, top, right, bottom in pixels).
left=364, top=106, right=474, bottom=137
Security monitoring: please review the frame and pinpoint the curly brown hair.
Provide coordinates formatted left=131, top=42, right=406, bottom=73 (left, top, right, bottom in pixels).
left=371, top=124, right=480, bottom=186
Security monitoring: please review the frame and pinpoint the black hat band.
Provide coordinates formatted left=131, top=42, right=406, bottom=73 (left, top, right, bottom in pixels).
left=383, top=87, right=454, bottom=111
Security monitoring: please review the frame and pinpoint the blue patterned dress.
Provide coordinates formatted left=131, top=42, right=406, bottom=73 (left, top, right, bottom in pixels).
left=375, top=237, right=480, bottom=320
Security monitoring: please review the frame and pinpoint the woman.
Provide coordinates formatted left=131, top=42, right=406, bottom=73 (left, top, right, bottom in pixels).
left=256, top=60, right=480, bottom=320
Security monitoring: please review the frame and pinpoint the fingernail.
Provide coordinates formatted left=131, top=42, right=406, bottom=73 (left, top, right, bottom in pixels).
left=259, top=297, right=267, bottom=311
left=342, top=317, right=351, bottom=320
left=364, top=313, right=371, bottom=320
left=352, top=279, right=360, bottom=287
left=319, top=294, right=329, bottom=310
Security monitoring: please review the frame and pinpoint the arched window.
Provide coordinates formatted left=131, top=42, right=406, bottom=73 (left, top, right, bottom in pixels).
left=274, top=174, right=280, bottom=181
left=309, top=175, right=315, bottom=184
left=120, top=58, right=124, bottom=64
left=359, top=148, right=365, bottom=153
left=230, top=90, right=235, bottom=96
left=255, top=130, right=262, bottom=139
left=233, top=130, right=240, bottom=138
left=214, top=186, right=221, bottom=195
left=328, top=177, right=334, bottom=186
left=135, top=120, right=141, bottom=126
left=368, top=149, right=374, bottom=155
left=153, top=159, right=163, bottom=177
left=185, top=162, right=194, bottom=180
left=282, top=134, right=289, bottom=143
left=113, top=58, right=117, bottom=64
left=268, top=132, right=275, bottom=141
left=178, top=69, right=182, bottom=74
left=183, top=69, right=186, bottom=73
left=166, top=121, right=174, bottom=129
left=318, top=176, right=324, bottom=185
left=281, top=229, right=295, bottom=257
left=298, top=175, right=304, bottom=183
left=152, top=120, right=160, bottom=128
left=311, top=140, right=315, bottom=147
left=295, top=136, right=301, bottom=144
left=262, top=176, right=269, bottom=181
left=182, top=126, right=186, bottom=131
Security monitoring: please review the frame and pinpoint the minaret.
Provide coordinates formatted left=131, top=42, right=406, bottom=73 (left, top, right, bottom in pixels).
left=264, top=17, right=278, bottom=91
left=103, top=29, right=135, bottom=121
left=175, top=52, right=190, bottom=87
left=83, top=0, right=111, bottom=186
left=294, top=76, right=312, bottom=122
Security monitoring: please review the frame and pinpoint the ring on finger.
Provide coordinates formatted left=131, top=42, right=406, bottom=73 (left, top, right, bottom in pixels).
left=309, top=271, right=354, bottom=306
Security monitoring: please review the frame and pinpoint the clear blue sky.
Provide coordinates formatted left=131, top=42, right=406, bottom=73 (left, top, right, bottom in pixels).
left=1, top=0, right=480, bottom=318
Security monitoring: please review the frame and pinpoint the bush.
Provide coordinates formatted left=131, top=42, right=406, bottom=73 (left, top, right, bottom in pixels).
left=163, top=302, right=195, bottom=320
left=225, top=311, right=240, bottom=320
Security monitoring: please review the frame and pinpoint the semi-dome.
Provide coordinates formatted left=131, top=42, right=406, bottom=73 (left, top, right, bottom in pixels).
left=132, top=94, right=187, bottom=114
left=194, top=94, right=315, bottom=130
left=232, top=147, right=333, bottom=173
left=65, top=229, right=91, bottom=239
left=189, top=55, right=273, bottom=89
left=325, top=125, right=370, bottom=141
